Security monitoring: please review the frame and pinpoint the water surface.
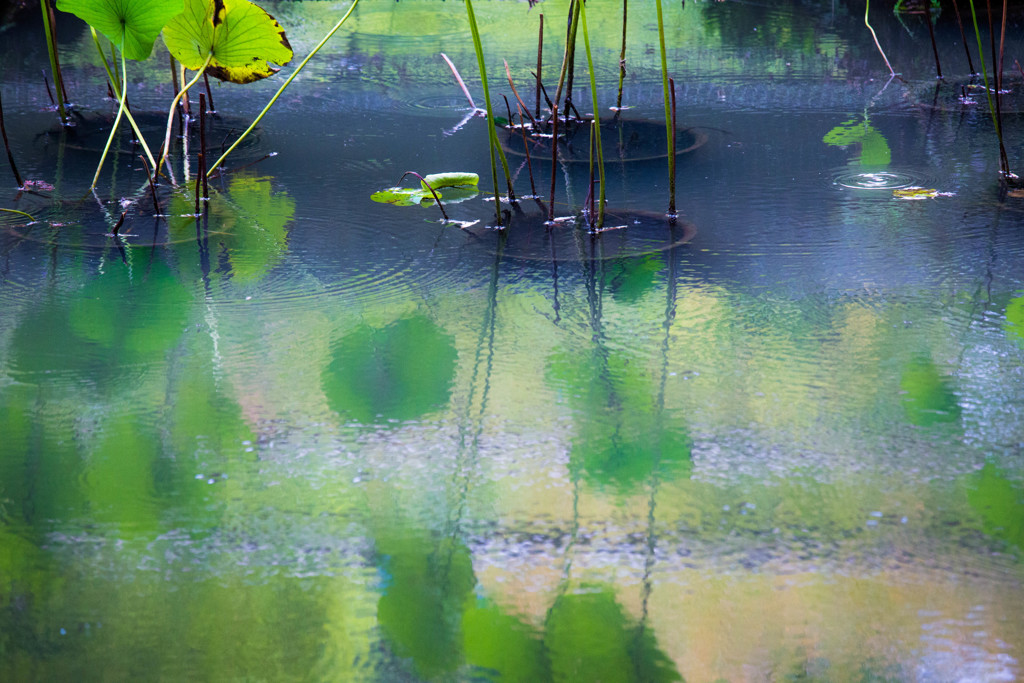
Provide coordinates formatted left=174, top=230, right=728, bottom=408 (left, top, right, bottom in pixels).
left=2, top=1, right=1024, bottom=680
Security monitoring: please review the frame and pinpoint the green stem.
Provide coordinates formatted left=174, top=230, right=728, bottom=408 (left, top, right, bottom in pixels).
left=90, top=48, right=133, bottom=189
left=89, top=29, right=156, bottom=170
left=552, top=0, right=581, bottom=119
left=579, top=0, right=604, bottom=229
left=40, top=0, right=68, bottom=124
left=655, top=0, right=674, bottom=215
left=207, top=0, right=361, bottom=178
left=616, top=0, right=627, bottom=111
left=156, top=54, right=213, bottom=182
left=465, top=0, right=503, bottom=226
left=965, top=2, right=1003, bottom=166
left=864, top=0, right=896, bottom=76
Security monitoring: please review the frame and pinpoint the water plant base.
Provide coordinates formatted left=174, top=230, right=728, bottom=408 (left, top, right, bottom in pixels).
left=465, top=207, right=696, bottom=261
left=500, top=118, right=707, bottom=164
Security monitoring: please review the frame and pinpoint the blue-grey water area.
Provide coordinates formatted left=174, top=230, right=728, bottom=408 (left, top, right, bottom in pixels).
left=2, top=0, right=1024, bottom=680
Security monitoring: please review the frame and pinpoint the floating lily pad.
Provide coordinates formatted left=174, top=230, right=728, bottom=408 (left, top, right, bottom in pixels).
left=500, top=119, right=707, bottom=164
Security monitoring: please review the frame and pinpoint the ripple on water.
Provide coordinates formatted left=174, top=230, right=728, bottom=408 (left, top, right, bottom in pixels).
left=831, top=169, right=924, bottom=191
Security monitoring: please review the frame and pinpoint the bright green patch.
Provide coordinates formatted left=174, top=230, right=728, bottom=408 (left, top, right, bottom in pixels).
left=57, top=0, right=184, bottom=60
left=370, top=187, right=432, bottom=207
left=823, top=117, right=892, bottom=166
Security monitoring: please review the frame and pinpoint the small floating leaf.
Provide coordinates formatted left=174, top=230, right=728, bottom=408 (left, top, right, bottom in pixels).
left=420, top=172, right=479, bottom=191
left=371, top=187, right=432, bottom=207
left=163, top=0, right=293, bottom=84
left=892, top=187, right=954, bottom=200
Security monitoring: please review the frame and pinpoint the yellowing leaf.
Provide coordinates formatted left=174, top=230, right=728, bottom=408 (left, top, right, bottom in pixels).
left=163, top=0, right=293, bottom=84
left=892, top=187, right=954, bottom=200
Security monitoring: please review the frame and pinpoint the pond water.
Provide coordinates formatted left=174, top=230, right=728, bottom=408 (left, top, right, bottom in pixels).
left=2, top=0, right=1024, bottom=680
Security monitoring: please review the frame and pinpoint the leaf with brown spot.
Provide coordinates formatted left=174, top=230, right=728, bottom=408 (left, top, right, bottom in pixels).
left=163, top=0, right=292, bottom=84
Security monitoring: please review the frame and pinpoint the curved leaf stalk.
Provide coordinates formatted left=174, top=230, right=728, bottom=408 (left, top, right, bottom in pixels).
left=206, top=0, right=361, bottom=178
left=464, top=0, right=504, bottom=226
left=579, top=0, right=605, bottom=229
left=40, top=0, right=68, bottom=124
left=89, top=28, right=155, bottom=170
left=864, top=0, right=896, bottom=76
left=655, top=0, right=675, bottom=215
left=90, top=48, right=134, bottom=188
left=156, top=53, right=213, bottom=182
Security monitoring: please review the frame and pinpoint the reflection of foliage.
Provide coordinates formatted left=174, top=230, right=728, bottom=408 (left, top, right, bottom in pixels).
left=463, top=599, right=547, bottom=682
left=84, top=415, right=162, bottom=535
left=547, top=348, right=692, bottom=492
left=69, top=256, right=192, bottom=362
left=899, top=356, right=961, bottom=426
left=322, top=314, right=457, bottom=424
left=169, top=175, right=295, bottom=284
left=823, top=117, right=891, bottom=166
left=545, top=590, right=682, bottom=683
left=607, top=255, right=664, bottom=305
left=966, top=463, right=1024, bottom=553
left=1006, top=293, right=1024, bottom=344
left=375, top=532, right=476, bottom=679
left=371, top=525, right=680, bottom=682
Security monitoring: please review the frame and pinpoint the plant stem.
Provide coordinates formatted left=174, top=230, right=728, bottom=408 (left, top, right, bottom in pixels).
left=950, top=0, right=976, bottom=74
left=552, top=0, right=581, bottom=122
left=40, top=0, right=68, bottom=124
left=88, top=30, right=156, bottom=170
left=156, top=55, right=212, bottom=182
left=579, top=0, right=604, bottom=229
left=465, top=0, right=505, bottom=225
left=966, top=0, right=1007, bottom=176
left=91, top=49, right=134, bottom=189
left=0, top=91, right=24, bottom=188
left=536, top=13, right=544, bottom=119
left=864, top=0, right=896, bottom=77
left=655, top=0, right=675, bottom=215
left=207, top=0, right=361, bottom=178
left=616, top=0, right=628, bottom=111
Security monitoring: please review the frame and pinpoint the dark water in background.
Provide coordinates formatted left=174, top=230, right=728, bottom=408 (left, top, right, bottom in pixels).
left=1, top=1, right=1024, bottom=680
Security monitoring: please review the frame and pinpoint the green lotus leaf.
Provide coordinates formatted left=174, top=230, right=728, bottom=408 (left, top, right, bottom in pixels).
left=163, top=0, right=293, bottom=83
left=57, top=0, right=184, bottom=61
left=420, top=172, right=479, bottom=191
left=371, top=187, right=432, bottom=206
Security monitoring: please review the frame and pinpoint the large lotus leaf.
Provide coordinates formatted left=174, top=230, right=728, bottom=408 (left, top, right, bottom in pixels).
left=57, top=0, right=184, bottom=61
left=966, top=463, right=1024, bottom=552
left=899, top=356, right=961, bottom=426
left=463, top=600, right=548, bottom=683
left=322, top=315, right=457, bottom=424
left=376, top=534, right=475, bottom=679
left=545, top=591, right=681, bottom=683
left=163, top=0, right=293, bottom=84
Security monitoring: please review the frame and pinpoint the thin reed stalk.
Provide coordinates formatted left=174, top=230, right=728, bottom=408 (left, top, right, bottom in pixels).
left=0, top=92, right=24, bottom=188
left=616, top=0, right=628, bottom=111
left=655, top=0, right=675, bottom=215
left=40, top=0, right=68, bottom=124
left=579, top=0, right=605, bottom=228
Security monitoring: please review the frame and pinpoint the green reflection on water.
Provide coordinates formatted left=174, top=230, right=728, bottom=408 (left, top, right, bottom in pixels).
left=322, top=314, right=458, bottom=424
left=548, top=347, right=692, bottom=492
left=899, top=355, right=961, bottom=426
left=967, top=464, right=1024, bottom=554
